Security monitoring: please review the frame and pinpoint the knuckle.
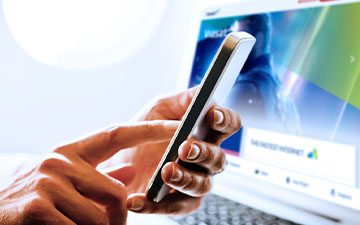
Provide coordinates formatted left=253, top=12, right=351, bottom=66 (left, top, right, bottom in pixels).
left=105, top=127, right=125, bottom=148
left=232, top=110, right=242, bottom=131
left=201, top=176, right=213, bottom=194
left=181, top=172, right=195, bottom=190
left=213, top=160, right=223, bottom=172
left=213, top=151, right=226, bottom=172
left=108, top=193, right=124, bottom=206
left=149, top=96, right=167, bottom=113
left=152, top=96, right=166, bottom=106
left=108, top=182, right=127, bottom=205
left=23, top=198, right=50, bottom=220
left=116, top=185, right=127, bottom=201
left=194, top=176, right=212, bottom=196
left=38, top=156, right=67, bottom=173
left=142, top=122, right=158, bottom=138
left=221, top=150, right=227, bottom=165
left=35, top=176, right=58, bottom=192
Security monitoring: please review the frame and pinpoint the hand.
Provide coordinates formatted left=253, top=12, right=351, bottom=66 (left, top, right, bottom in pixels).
left=113, top=87, right=241, bottom=215
left=0, top=120, right=179, bottom=225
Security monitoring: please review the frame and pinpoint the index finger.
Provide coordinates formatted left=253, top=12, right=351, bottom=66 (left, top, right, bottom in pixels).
left=150, top=87, right=198, bottom=120
left=56, top=120, right=179, bottom=166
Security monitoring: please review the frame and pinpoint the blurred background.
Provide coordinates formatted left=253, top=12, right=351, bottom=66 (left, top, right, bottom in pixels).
left=0, top=0, right=232, bottom=153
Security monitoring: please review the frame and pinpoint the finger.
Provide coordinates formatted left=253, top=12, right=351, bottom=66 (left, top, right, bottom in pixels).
left=41, top=180, right=109, bottom=225
left=127, top=192, right=202, bottom=215
left=45, top=162, right=129, bottom=225
left=204, top=106, right=242, bottom=144
left=24, top=199, right=76, bottom=225
left=70, top=170, right=128, bottom=225
left=37, top=155, right=128, bottom=224
left=57, top=120, right=179, bottom=166
left=50, top=208, right=77, bottom=225
left=178, top=139, right=226, bottom=174
left=102, top=163, right=136, bottom=186
left=148, top=87, right=199, bottom=120
left=161, top=162, right=212, bottom=197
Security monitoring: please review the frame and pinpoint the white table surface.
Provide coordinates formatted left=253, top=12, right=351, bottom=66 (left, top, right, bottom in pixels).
left=127, top=211, right=179, bottom=225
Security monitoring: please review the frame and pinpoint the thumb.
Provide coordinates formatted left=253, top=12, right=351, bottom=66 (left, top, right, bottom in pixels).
left=60, top=120, right=180, bottom=166
left=102, top=163, right=136, bottom=186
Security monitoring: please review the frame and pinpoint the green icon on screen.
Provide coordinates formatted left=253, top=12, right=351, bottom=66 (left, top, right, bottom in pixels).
left=307, top=148, right=318, bottom=160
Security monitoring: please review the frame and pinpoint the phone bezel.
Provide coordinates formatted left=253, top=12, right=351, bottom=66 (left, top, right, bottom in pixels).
left=146, top=33, right=254, bottom=202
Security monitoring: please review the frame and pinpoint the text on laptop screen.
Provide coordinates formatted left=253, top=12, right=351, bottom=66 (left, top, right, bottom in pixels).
left=188, top=1, right=360, bottom=210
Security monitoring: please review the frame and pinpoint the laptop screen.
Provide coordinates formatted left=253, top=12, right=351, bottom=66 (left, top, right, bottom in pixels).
left=188, top=0, right=360, bottom=211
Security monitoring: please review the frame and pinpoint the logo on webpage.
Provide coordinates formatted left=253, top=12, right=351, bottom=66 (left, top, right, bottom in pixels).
left=206, top=9, right=220, bottom=17
left=307, top=148, right=318, bottom=160
left=204, top=21, right=242, bottom=39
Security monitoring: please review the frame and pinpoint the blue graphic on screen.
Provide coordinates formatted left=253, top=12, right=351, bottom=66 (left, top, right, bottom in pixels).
left=188, top=4, right=360, bottom=155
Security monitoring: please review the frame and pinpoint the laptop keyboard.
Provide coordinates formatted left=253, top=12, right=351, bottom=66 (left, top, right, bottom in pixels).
left=174, top=193, right=299, bottom=225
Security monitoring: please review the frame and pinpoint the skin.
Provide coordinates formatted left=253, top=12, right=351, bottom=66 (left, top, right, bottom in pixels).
left=114, top=87, right=241, bottom=215
left=0, top=87, right=241, bottom=224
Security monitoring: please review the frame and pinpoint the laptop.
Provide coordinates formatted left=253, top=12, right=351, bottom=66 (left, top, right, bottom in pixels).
left=172, top=0, right=360, bottom=224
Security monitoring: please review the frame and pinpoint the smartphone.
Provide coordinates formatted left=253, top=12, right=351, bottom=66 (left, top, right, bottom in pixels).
left=146, top=32, right=256, bottom=203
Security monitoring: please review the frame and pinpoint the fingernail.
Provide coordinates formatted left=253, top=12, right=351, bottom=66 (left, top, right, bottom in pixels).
left=187, top=144, right=200, bottom=160
left=130, top=198, right=144, bottom=211
left=170, top=165, right=183, bottom=182
left=214, top=109, right=224, bottom=125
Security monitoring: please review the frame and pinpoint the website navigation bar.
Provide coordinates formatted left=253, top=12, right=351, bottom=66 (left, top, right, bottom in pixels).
left=226, top=155, right=360, bottom=211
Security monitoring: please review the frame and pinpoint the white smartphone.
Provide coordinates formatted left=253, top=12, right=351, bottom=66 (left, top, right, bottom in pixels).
left=146, top=32, right=256, bottom=203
